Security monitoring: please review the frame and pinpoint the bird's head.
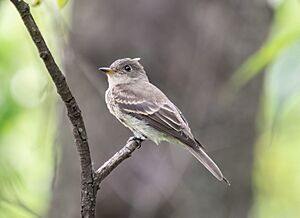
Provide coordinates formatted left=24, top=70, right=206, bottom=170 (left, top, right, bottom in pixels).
left=99, top=58, right=148, bottom=86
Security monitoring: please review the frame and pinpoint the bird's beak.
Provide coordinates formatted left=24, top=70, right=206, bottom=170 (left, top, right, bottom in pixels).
left=99, top=67, right=113, bottom=74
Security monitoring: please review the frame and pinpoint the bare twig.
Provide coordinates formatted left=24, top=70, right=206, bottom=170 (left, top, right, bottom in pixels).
left=9, top=0, right=143, bottom=217
left=94, top=139, right=142, bottom=188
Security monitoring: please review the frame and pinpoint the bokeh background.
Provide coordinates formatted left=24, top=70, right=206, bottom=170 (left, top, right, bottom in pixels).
left=1, top=0, right=300, bottom=217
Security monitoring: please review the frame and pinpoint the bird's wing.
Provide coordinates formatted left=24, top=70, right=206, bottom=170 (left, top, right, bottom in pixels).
left=112, top=82, right=202, bottom=149
left=112, top=82, right=227, bottom=183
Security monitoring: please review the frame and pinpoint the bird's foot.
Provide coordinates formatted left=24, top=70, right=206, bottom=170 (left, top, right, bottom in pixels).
left=127, top=136, right=144, bottom=148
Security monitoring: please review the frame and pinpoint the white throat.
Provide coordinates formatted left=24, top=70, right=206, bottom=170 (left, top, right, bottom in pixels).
left=107, top=74, right=149, bottom=89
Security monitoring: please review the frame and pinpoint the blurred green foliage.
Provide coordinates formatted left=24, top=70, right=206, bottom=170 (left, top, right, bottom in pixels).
left=57, top=0, right=69, bottom=9
left=231, top=0, right=300, bottom=217
left=0, top=1, right=59, bottom=217
left=231, top=0, right=300, bottom=90
left=253, top=40, right=300, bottom=218
left=251, top=39, right=300, bottom=218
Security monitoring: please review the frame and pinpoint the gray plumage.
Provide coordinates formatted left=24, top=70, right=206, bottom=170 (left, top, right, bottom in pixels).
left=100, top=58, right=229, bottom=185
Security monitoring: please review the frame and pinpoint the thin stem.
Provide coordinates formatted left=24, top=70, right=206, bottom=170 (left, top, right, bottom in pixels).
left=94, top=139, right=142, bottom=188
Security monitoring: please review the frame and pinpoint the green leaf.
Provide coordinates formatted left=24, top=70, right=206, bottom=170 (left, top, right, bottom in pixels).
left=230, top=0, right=300, bottom=90
left=57, top=0, right=69, bottom=9
left=23, top=0, right=42, bottom=7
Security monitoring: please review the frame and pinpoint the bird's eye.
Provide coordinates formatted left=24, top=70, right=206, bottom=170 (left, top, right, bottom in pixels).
left=124, top=65, right=131, bottom=72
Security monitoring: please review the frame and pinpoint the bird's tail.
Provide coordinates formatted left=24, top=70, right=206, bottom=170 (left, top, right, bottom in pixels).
left=186, top=145, right=230, bottom=185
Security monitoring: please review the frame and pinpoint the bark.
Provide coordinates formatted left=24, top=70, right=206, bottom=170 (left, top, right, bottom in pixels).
left=10, top=1, right=144, bottom=217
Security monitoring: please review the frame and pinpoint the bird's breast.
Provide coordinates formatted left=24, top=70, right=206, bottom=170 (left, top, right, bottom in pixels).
left=105, top=88, right=115, bottom=114
left=105, top=88, right=127, bottom=121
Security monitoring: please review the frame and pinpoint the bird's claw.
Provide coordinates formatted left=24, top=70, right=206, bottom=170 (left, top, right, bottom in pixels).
left=127, top=136, right=144, bottom=148
left=137, top=143, right=142, bottom=149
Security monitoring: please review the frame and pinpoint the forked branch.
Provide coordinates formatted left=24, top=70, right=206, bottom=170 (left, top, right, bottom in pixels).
left=10, top=0, right=142, bottom=217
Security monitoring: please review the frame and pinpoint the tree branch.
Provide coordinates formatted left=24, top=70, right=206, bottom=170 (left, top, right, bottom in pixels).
left=9, top=0, right=95, bottom=216
left=94, top=139, right=142, bottom=188
left=10, top=0, right=143, bottom=217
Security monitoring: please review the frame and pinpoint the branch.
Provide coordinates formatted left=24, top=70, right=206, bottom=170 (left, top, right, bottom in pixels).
left=10, top=1, right=143, bottom=217
left=94, top=139, right=142, bottom=188
left=9, top=0, right=95, bottom=216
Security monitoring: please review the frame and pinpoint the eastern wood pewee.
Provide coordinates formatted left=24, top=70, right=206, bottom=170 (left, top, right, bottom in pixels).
left=100, top=58, right=229, bottom=185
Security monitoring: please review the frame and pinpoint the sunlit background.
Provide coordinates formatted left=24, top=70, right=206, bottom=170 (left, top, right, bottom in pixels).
left=0, top=0, right=300, bottom=217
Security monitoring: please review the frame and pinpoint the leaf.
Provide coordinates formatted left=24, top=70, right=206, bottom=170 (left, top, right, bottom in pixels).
left=267, top=39, right=300, bottom=118
left=23, top=0, right=42, bottom=7
left=57, top=0, right=69, bottom=9
left=230, top=0, right=300, bottom=90
left=32, top=0, right=42, bottom=7
left=258, top=39, right=300, bottom=144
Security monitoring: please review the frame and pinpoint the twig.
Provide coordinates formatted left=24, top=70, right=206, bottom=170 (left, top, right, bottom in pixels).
left=9, top=0, right=143, bottom=217
left=94, top=139, right=142, bottom=188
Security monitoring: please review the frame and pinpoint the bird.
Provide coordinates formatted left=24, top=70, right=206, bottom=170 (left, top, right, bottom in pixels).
left=99, top=57, right=229, bottom=185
